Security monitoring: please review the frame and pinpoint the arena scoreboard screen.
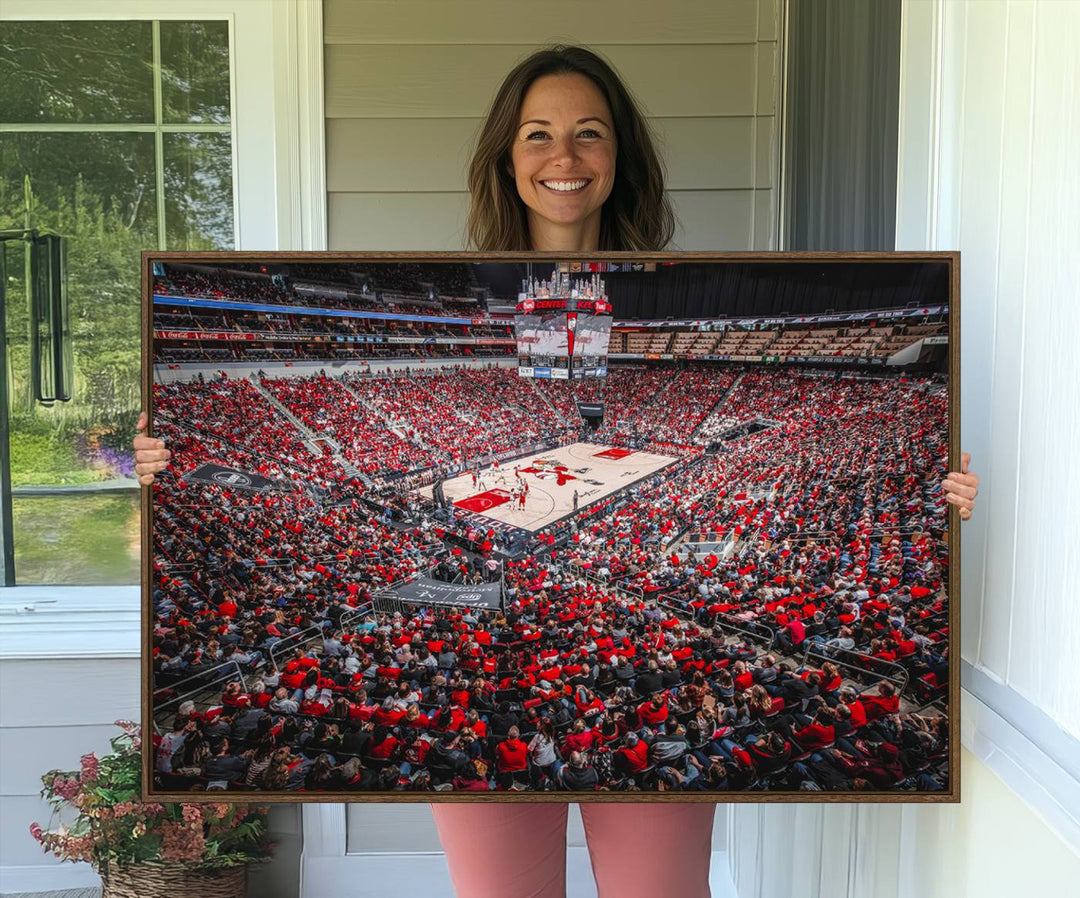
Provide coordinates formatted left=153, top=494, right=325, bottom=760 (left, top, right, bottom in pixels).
left=515, top=269, right=612, bottom=379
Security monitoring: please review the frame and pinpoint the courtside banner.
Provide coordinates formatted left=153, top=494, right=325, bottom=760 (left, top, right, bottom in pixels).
left=392, top=575, right=503, bottom=610
left=183, top=463, right=289, bottom=493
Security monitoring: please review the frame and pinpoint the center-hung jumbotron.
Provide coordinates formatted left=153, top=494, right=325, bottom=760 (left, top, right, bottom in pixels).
left=145, top=254, right=958, bottom=802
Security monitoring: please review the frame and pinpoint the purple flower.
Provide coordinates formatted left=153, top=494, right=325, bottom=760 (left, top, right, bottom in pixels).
left=94, top=446, right=137, bottom=479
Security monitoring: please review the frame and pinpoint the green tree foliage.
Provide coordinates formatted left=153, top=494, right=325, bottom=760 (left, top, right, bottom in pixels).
left=1, top=149, right=151, bottom=482
left=0, top=22, right=155, bottom=124
left=1, top=20, right=233, bottom=490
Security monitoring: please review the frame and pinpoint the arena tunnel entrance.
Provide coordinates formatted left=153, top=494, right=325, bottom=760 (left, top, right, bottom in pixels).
left=713, top=416, right=782, bottom=444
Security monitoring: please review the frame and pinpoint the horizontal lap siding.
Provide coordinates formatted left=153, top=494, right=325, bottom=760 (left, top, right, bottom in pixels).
left=0, top=658, right=140, bottom=869
left=329, top=191, right=468, bottom=249
left=324, top=0, right=781, bottom=251
left=325, top=44, right=761, bottom=118
left=327, top=117, right=766, bottom=192
left=0, top=723, right=126, bottom=796
left=329, top=189, right=761, bottom=251
left=324, top=0, right=762, bottom=45
left=0, top=659, right=140, bottom=729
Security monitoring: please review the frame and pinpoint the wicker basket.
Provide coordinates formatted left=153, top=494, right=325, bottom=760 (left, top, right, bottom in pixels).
left=100, top=862, right=247, bottom=898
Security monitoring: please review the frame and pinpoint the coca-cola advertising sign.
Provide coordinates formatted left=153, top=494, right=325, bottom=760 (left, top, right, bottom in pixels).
left=154, top=330, right=255, bottom=342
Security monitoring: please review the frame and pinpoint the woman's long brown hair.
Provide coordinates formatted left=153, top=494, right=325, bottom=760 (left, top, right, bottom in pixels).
left=466, top=45, right=676, bottom=252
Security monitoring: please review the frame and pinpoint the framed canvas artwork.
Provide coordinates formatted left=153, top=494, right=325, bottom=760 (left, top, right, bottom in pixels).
left=142, top=252, right=959, bottom=803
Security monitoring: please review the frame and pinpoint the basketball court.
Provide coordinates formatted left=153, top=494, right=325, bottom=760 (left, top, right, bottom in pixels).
left=416, top=442, right=679, bottom=533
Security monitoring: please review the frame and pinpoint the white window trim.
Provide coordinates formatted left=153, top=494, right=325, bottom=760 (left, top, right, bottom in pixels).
left=270, top=0, right=328, bottom=251
left=1, top=0, right=327, bottom=252
left=0, top=0, right=326, bottom=652
left=0, top=585, right=140, bottom=659
left=961, top=666, right=1080, bottom=854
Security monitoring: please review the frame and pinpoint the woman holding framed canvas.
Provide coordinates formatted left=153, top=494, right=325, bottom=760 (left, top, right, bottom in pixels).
left=135, top=45, right=979, bottom=898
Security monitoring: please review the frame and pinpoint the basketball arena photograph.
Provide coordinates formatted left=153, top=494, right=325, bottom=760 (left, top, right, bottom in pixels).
left=145, top=255, right=956, bottom=799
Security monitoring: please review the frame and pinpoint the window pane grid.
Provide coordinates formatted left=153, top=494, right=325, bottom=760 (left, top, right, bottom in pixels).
left=0, top=19, right=234, bottom=250
left=1, top=18, right=234, bottom=584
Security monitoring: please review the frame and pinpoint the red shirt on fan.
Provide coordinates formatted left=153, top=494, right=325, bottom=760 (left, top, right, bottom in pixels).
left=563, top=730, right=595, bottom=753
left=734, top=671, right=755, bottom=691
left=846, top=700, right=867, bottom=728
left=793, top=722, right=835, bottom=750
left=368, top=735, right=399, bottom=759
left=637, top=700, right=669, bottom=726
left=862, top=692, right=900, bottom=721
left=616, top=739, right=649, bottom=772
left=496, top=738, right=528, bottom=772
left=401, top=739, right=430, bottom=766
left=575, top=695, right=605, bottom=717
left=372, top=706, right=405, bottom=727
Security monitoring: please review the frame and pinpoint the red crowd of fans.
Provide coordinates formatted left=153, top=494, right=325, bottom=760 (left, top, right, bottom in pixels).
left=151, top=363, right=950, bottom=794
left=344, top=367, right=574, bottom=466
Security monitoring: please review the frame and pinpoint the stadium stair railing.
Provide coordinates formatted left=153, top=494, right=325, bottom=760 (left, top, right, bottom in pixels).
left=153, top=660, right=249, bottom=734
left=800, top=644, right=910, bottom=695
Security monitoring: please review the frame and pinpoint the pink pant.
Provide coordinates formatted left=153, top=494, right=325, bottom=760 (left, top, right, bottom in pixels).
left=431, top=803, right=715, bottom=898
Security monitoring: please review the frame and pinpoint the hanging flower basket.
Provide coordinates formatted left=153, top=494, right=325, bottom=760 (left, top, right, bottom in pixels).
left=30, top=721, right=274, bottom=893
left=101, top=861, right=247, bottom=898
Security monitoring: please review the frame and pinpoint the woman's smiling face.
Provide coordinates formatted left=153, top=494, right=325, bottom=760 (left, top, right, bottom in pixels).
left=509, top=72, right=617, bottom=250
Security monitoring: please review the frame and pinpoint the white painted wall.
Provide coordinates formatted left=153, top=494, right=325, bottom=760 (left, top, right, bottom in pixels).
left=729, top=1, right=1080, bottom=894
left=728, top=746, right=1080, bottom=898
left=897, top=0, right=1080, bottom=737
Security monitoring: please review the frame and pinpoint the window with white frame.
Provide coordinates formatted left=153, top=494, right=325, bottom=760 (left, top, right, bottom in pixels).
left=0, top=19, right=234, bottom=585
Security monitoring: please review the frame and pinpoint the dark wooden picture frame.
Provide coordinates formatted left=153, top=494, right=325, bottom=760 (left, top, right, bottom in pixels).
left=142, top=250, right=960, bottom=803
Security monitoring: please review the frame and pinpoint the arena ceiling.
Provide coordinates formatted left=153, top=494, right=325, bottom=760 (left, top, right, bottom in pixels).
left=473, top=260, right=950, bottom=320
